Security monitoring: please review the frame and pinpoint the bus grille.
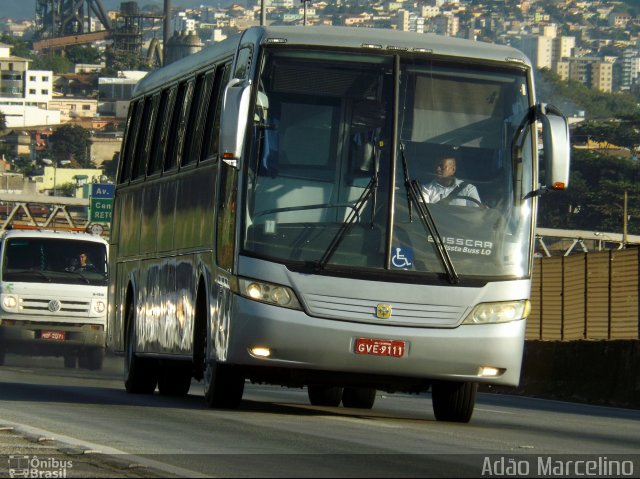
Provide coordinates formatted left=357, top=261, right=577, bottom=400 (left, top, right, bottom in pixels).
left=303, top=293, right=466, bottom=327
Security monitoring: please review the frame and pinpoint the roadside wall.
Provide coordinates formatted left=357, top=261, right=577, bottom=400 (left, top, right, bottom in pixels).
left=482, top=340, right=640, bottom=409
left=528, top=249, right=639, bottom=340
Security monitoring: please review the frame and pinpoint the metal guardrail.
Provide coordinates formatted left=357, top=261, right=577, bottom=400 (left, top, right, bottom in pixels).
left=535, top=227, right=640, bottom=256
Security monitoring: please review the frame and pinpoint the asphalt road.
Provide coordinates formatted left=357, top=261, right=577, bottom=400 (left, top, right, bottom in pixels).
left=0, top=354, right=638, bottom=478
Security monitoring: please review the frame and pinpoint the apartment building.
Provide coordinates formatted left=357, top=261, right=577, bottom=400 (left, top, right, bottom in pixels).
left=0, top=42, right=60, bottom=128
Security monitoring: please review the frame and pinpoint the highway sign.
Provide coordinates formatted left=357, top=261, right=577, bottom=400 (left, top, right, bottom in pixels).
left=90, top=198, right=113, bottom=223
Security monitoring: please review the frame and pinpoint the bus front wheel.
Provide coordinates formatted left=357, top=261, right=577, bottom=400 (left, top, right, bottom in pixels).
left=431, top=380, right=477, bottom=423
left=342, top=387, right=376, bottom=409
left=308, top=385, right=343, bottom=407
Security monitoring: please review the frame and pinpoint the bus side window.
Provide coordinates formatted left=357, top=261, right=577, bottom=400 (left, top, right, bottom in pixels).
left=182, top=72, right=208, bottom=167
left=201, top=63, right=230, bottom=162
left=148, top=87, right=176, bottom=176
left=234, top=47, right=252, bottom=79
left=131, top=96, right=157, bottom=180
left=118, top=100, right=143, bottom=184
left=165, top=80, right=194, bottom=172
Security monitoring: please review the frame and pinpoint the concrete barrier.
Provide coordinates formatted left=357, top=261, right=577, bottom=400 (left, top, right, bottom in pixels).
left=480, top=340, right=640, bottom=409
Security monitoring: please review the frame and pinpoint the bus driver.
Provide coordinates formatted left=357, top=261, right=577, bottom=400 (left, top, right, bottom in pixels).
left=421, top=156, right=481, bottom=207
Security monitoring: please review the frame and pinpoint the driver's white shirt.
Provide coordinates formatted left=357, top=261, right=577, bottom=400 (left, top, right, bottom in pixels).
left=420, top=178, right=481, bottom=207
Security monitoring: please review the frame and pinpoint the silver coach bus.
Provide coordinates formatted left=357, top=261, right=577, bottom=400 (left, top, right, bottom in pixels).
left=109, top=26, right=570, bottom=422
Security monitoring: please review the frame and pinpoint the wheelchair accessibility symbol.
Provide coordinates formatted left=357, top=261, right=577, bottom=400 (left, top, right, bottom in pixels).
left=392, top=246, right=413, bottom=269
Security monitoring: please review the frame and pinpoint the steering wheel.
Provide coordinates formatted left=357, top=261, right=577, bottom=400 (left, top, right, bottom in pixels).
left=447, top=194, right=486, bottom=208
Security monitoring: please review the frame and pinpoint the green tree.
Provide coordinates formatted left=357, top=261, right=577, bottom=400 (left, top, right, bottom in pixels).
left=65, top=45, right=102, bottom=65
left=0, top=110, right=6, bottom=132
left=101, top=151, right=120, bottom=181
left=49, top=125, right=92, bottom=167
left=538, top=150, right=640, bottom=234
left=0, top=34, right=32, bottom=58
left=31, top=53, right=72, bottom=74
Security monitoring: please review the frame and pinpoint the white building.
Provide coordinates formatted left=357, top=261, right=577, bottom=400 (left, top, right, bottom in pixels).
left=0, top=43, right=59, bottom=128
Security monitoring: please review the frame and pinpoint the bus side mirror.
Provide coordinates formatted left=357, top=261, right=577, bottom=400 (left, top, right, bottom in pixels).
left=220, top=78, right=252, bottom=168
left=538, top=103, right=570, bottom=190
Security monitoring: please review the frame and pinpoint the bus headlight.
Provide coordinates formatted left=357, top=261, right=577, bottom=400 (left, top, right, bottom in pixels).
left=92, top=300, right=106, bottom=314
left=2, top=295, right=18, bottom=310
left=238, top=278, right=302, bottom=310
left=462, top=300, right=530, bottom=325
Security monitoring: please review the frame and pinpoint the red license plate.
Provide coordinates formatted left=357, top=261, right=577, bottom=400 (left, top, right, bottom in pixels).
left=40, top=331, right=65, bottom=340
left=355, top=338, right=405, bottom=357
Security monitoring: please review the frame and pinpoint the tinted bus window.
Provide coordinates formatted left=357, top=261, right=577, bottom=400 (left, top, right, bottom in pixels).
left=131, top=96, right=156, bottom=180
left=234, top=47, right=252, bottom=79
left=201, top=64, right=230, bottom=162
left=118, top=100, right=143, bottom=184
left=165, top=80, right=193, bottom=172
left=148, top=88, right=175, bottom=176
left=182, top=73, right=208, bottom=167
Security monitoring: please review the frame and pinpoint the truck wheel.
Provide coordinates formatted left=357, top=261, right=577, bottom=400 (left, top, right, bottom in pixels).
left=82, top=348, right=104, bottom=371
left=431, top=380, right=477, bottom=423
left=308, top=385, right=343, bottom=407
left=124, top=305, right=157, bottom=394
left=64, top=355, right=77, bottom=368
left=342, top=387, right=376, bottom=409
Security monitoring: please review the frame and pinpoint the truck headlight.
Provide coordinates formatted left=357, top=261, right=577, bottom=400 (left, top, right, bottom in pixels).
left=462, top=300, right=530, bottom=325
left=92, top=300, right=106, bottom=314
left=238, top=278, right=302, bottom=310
left=2, top=295, right=18, bottom=310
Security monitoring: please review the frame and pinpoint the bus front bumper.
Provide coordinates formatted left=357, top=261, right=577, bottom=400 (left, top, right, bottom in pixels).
left=222, top=296, right=526, bottom=387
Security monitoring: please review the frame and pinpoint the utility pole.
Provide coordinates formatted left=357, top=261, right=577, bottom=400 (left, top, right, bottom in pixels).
left=260, top=0, right=266, bottom=26
left=623, top=190, right=628, bottom=246
left=302, top=0, right=309, bottom=26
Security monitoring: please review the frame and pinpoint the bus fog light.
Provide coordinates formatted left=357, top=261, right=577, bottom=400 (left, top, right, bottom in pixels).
left=478, top=366, right=502, bottom=377
left=250, top=347, right=272, bottom=358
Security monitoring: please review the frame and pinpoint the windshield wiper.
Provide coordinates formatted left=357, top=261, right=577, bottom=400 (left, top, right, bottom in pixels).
left=399, top=142, right=459, bottom=284
left=315, top=172, right=378, bottom=272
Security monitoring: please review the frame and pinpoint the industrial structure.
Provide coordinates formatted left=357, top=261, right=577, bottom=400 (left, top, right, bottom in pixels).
left=33, top=0, right=167, bottom=66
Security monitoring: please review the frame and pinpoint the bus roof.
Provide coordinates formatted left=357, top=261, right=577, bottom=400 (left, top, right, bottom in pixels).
left=133, top=26, right=531, bottom=97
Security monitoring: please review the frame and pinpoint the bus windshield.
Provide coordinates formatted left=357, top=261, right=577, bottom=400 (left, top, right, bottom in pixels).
left=243, top=48, right=533, bottom=280
left=2, top=237, right=108, bottom=286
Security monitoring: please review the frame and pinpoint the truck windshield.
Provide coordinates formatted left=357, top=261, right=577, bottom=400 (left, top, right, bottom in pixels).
left=242, top=48, right=534, bottom=280
left=2, top=238, right=108, bottom=286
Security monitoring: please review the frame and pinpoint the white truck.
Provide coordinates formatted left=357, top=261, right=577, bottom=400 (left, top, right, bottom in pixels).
left=0, top=229, right=108, bottom=370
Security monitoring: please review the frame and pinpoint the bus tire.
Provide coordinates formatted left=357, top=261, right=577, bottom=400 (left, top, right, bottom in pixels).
left=431, top=380, right=477, bottom=423
left=203, top=360, right=244, bottom=409
left=342, top=387, right=376, bottom=409
left=158, top=361, right=192, bottom=396
left=124, top=304, right=158, bottom=394
left=308, top=385, right=343, bottom=407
